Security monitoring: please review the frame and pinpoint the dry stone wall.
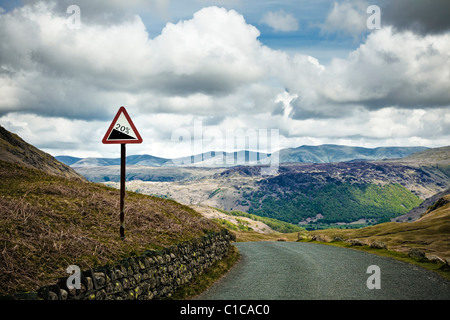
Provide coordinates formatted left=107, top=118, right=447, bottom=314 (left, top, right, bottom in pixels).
left=9, top=229, right=235, bottom=300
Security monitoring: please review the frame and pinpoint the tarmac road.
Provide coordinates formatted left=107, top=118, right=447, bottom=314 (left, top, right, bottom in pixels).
left=196, top=241, right=450, bottom=300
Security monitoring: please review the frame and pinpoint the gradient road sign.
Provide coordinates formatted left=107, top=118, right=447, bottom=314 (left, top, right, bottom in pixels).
left=102, top=106, right=143, bottom=144
left=102, top=106, right=143, bottom=239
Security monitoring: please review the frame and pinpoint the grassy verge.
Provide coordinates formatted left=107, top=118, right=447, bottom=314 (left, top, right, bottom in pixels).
left=167, top=245, right=241, bottom=300
left=233, top=230, right=300, bottom=242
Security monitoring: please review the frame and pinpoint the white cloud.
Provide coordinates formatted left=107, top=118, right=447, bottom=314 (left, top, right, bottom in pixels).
left=320, top=0, right=369, bottom=38
left=321, top=27, right=450, bottom=108
left=0, top=4, right=269, bottom=120
left=149, top=6, right=264, bottom=95
left=0, top=2, right=449, bottom=158
left=261, top=10, right=299, bottom=32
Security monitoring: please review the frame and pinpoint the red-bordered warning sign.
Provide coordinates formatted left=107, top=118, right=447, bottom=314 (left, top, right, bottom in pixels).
left=102, top=106, right=143, bottom=144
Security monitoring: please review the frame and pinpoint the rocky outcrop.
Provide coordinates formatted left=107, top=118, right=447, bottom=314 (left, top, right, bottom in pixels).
left=408, top=248, right=426, bottom=260
left=369, top=241, right=388, bottom=250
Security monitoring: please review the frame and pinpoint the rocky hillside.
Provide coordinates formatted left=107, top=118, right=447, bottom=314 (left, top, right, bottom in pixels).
left=0, top=125, right=83, bottom=180
left=221, top=161, right=447, bottom=227
left=395, top=188, right=450, bottom=222
left=112, top=156, right=450, bottom=229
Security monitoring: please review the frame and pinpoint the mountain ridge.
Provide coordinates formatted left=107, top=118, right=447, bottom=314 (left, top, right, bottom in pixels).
left=278, top=144, right=429, bottom=164
left=56, top=144, right=429, bottom=168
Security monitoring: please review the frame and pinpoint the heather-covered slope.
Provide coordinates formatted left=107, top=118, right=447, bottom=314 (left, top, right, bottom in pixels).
left=0, top=160, right=220, bottom=295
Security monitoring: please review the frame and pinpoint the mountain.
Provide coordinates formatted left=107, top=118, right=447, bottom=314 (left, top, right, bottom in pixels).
left=56, top=150, right=271, bottom=168
left=56, top=144, right=429, bottom=171
left=53, top=141, right=449, bottom=229
left=56, top=154, right=170, bottom=167
left=0, top=125, right=83, bottom=180
left=166, top=150, right=271, bottom=167
left=277, top=144, right=428, bottom=163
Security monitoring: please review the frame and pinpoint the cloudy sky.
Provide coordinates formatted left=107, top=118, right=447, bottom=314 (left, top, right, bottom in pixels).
left=1, top=0, right=449, bottom=158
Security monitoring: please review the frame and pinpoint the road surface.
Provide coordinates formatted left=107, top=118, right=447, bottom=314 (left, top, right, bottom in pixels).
left=196, top=241, right=450, bottom=300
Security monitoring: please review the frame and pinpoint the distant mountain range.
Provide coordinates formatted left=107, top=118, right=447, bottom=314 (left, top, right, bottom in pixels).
left=57, top=144, right=429, bottom=168
left=277, top=145, right=429, bottom=164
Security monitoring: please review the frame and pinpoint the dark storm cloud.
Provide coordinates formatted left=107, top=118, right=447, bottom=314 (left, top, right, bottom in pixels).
left=380, top=0, right=450, bottom=35
left=288, top=95, right=358, bottom=120
left=22, top=0, right=168, bottom=25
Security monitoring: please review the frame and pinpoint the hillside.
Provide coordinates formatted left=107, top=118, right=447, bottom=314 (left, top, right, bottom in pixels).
left=395, top=188, right=450, bottom=222
left=395, top=145, right=450, bottom=164
left=0, top=125, right=83, bottom=180
left=75, top=165, right=226, bottom=183
left=389, top=145, right=450, bottom=178
left=309, top=193, right=450, bottom=260
left=230, top=162, right=438, bottom=227
left=0, top=160, right=221, bottom=296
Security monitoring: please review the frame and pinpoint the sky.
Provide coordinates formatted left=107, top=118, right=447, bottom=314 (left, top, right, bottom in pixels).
left=0, top=0, right=450, bottom=159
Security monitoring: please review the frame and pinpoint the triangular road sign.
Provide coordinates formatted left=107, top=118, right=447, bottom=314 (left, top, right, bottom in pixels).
left=102, top=107, right=143, bottom=144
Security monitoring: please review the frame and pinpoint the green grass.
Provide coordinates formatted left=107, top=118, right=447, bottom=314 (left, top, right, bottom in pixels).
left=212, top=218, right=253, bottom=232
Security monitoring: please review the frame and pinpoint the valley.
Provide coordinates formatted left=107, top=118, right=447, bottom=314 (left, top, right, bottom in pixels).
left=98, top=157, right=450, bottom=229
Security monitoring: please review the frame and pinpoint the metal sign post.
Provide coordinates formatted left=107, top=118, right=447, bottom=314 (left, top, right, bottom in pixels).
left=120, top=143, right=126, bottom=239
left=102, top=106, right=143, bottom=239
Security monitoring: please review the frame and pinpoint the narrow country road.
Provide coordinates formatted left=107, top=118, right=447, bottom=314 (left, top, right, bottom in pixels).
left=196, top=241, right=450, bottom=300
